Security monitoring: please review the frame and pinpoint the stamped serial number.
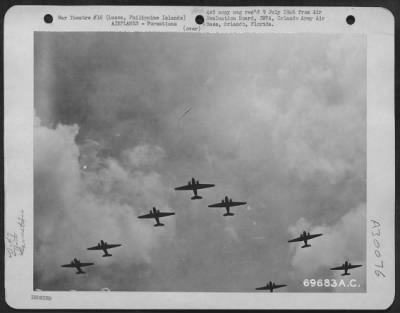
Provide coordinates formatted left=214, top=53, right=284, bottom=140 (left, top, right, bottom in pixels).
left=303, top=278, right=361, bottom=288
left=31, top=295, right=52, bottom=301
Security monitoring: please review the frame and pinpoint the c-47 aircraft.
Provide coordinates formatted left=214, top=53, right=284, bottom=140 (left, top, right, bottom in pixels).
left=255, top=281, right=287, bottom=292
left=138, top=207, right=175, bottom=227
left=208, top=196, right=247, bottom=216
left=174, top=177, right=215, bottom=200
left=61, top=258, right=94, bottom=274
left=330, top=261, right=362, bottom=276
left=288, top=230, right=323, bottom=248
left=87, top=240, right=122, bottom=257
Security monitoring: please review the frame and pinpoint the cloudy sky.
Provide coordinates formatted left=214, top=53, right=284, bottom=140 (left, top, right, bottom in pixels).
left=34, top=32, right=366, bottom=292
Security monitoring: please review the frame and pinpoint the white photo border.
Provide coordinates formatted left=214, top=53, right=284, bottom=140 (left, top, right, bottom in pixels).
left=4, top=5, right=395, bottom=309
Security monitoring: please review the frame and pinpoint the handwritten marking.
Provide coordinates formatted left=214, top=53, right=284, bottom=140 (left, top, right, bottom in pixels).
left=370, top=219, right=385, bottom=278
left=6, top=210, right=25, bottom=257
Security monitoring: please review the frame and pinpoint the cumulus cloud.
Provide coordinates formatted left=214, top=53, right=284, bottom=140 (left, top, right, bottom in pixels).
left=288, top=204, right=366, bottom=291
left=253, top=36, right=366, bottom=184
left=34, top=32, right=366, bottom=292
left=121, top=144, right=166, bottom=170
left=269, top=99, right=365, bottom=184
left=223, top=224, right=240, bottom=244
left=34, top=115, right=175, bottom=290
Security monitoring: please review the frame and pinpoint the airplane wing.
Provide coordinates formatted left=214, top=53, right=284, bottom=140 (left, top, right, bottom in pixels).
left=138, top=213, right=154, bottom=219
left=229, top=201, right=247, bottom=207
left=348, top=264, right=362, bottom=269
left=255, top=286, right=269, bottom=290
left=104, top=244, right=122, bottom=249
left=61, top=263, right=77, bottom=268
left=195, top=183, right=215, bottom=190
left=174, top=184, right=196, bottom=191
left=306, top=233, right=323, bottom=240
left=174, top=183, right=215, bottom=190
left=87, top=245, right=103, bottom=250
left=79, top=262, right=94, bottom=267
left=273, top=284, right=287, bottom=289
left=157, top=212, right=175, bottom=218
left=288, top=236, right=303, bottom=243
left=208, top=202, right=227, bottom=208
left=330, top=265, right=346, bottom=270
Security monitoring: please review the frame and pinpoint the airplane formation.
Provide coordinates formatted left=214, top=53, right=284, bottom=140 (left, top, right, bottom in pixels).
left=61, top=240, right=121, bottom=274
left=61, top=176, right=363, bottom=291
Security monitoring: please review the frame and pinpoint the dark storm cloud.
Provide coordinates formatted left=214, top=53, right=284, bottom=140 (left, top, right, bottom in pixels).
left=34, top=32, right=366, bottom=292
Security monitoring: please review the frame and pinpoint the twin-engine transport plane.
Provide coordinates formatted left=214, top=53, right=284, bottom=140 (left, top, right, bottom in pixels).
left=330, top=261, right=362, bottom=276
left=255, top=281, right=287, bottom=292
left=61, top=258, right=94, bottom=274
left=174, top=177, right=215, bottom=200
left=87, top=240, right=122, bottom=257
left=208, top=196, right=247, bottom=216
left=138, top=207, right=175, bottom=227
left=288, top=230, right=323, bottom=248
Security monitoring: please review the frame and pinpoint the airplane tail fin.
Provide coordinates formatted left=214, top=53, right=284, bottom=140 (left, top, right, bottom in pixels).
left=191, top=195, right=202, bottom=200
left=223, top=213, right=235, bottom=217
left=154, top=223, right=165, bottom=227
left=301, top=244, right=311, bottom=248
left=341, top=273, right=351, bottom=276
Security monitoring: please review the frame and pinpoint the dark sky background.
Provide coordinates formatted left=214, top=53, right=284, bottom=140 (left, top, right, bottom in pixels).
left=34, top=32, right=366, bottom=292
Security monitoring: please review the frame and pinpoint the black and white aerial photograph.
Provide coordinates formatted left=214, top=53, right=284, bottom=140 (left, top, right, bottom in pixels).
left=34, top=32, right=366, bottom=292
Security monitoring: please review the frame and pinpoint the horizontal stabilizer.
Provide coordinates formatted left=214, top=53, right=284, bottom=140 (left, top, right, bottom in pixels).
left=191, top=195, right=202, bottom=200
left=341, top=273, right=351, bottom=276
left=223, top=213, right=235, bottom=217
left=154, top=223, right=165, bottom=227
left=301, top=244, right=311, bottom=248
left=102, top=254, right=112, bottom=257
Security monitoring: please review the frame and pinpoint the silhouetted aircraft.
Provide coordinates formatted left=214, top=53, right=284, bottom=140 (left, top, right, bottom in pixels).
left=330, top=261, right=362, bottom=276
left=138, top=207, right=175, bottom=227
left=288, top=230, right=323, bottom=248
left=174, top=177, right=215, bottom=200
left=255, top=281, right=287, bottom=292
left=208, top=196, right=247, bottom=216
left=61, top=258, right=94, bottom=274
left=87, top=240, right=122, bottom=257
